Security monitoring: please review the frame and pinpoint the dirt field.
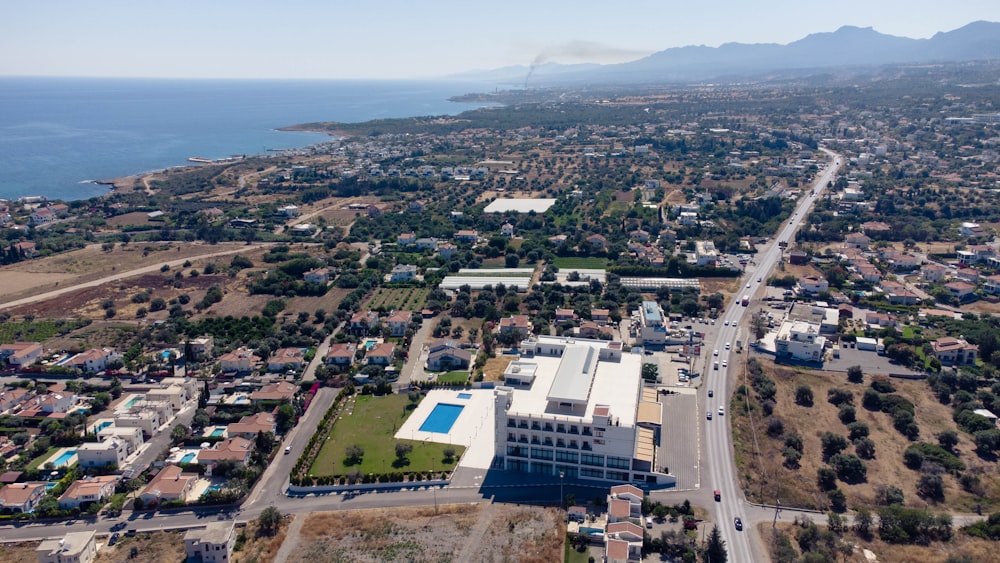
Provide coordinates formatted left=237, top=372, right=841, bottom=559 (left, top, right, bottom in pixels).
left=93, top=530, right=187, bottom=563
left=482, top=356, right=514, bottom=382
left=284, top=504, right=564, bottom=563
left=0, top=541, right=40, bottom=563
left=233, top=516, right=290, bottom=563
left=734, top=359, right=1000, bottom=513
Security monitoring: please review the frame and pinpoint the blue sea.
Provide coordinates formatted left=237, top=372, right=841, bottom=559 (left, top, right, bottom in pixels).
left=0, top=77, right=494, bottom=201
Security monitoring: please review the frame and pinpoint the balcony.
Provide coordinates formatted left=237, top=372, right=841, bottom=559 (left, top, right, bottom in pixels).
left=517, top=422, right=528, bottom=429
left=531, top=438, right=541, bottom=445
left=543, top=439, right=553, bottom=447
left=556, top=426, right=566, bottom=433
left=582, top=429, right=593, bottom=436
left=569, top=428, right=579, bottom=435
left=507, top=435, right=516, bottom=442
left=531, top=423, right=541, bottom=431
left=543, top=424, right=554, bottom=432
left=507, top=420, right=516, bottom=428
left=518, top=437, right=529, bottom=444
left=582, top=443, right=592, bottom=451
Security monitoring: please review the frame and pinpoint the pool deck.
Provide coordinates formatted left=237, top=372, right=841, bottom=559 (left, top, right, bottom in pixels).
left=395, top=389, right=496, bottom=470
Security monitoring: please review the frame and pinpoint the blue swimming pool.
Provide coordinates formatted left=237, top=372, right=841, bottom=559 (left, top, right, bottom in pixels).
left=181, top=452, right=197, bottom=463
left=53, top=450, right=76, bottom=467
left=123, top=396, right=140, bottom=408
left=95, top=421, right=112, bottom=432
left=457, top=392, right=472, bottom=399
left=209, top=428, right=225, bottom=437
left=419, top=403, right=464, bottom=433
left=579, top=527, right=604, bottom=536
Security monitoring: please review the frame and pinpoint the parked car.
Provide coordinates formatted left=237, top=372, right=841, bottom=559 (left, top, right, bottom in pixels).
left=108, top=532, right=120, bottom=546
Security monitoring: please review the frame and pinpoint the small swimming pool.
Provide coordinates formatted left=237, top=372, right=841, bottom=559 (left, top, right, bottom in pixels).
left=207, top=484, right=222, bottom=492
left=53, top=450, right=76, bottom=467
left=419, top=403, right=464, bottom=433
left=363, top=339, right=378, bottom=350
left=579, top=527, right=604, bottom=536
left=95, top=421, right=112, bottom=432
left=209, top=428, right=225, bottom=437
left=180, top=452, right=197, bottom=463
left=457, top=392, right=472, bottom=399
left=123, top=396, right=141, bottom=408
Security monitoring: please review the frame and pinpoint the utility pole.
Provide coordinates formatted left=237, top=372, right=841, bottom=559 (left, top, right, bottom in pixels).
left=559, top=471, right=565, bottom=508
left=773, top=497, right=781, bottom=528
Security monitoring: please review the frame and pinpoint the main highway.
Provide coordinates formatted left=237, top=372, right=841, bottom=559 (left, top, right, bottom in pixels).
left=704, top=148, right=842, bottom=561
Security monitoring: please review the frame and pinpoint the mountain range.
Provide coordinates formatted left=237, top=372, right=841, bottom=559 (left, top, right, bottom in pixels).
left=453, top=21, right=1000, bottom=86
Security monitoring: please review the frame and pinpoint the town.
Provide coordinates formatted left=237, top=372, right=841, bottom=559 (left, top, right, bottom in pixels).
left=1, top=61, right=1000, bottom=562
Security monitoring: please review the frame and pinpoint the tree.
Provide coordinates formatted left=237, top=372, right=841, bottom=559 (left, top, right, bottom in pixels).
left=917, top=474, right=945, bottom=502
left=795, top=384, right=814, bottom=407
left=847, top=365, right=864, bottom=384
left=703, top=525, right=727, bottom=563
left=817, top=467, right=837, bottom=491
left=854, top=507, right=874, bottom=539
left=937, top=430, right=959, bottom=453
left=275, top=403, right=296, bottom=433
left=821, top=432, right=849, bottom=460
left=171, top=424, right=188, bottom=444
left=854, top=437, right=876, bottom=460
left=258, top=506, right=282, bottom=537
left=829, top=453, right=867, bottom=483
left=395, top=442, right=413, bottom=460
left=344, top=445, right=364, bottom=466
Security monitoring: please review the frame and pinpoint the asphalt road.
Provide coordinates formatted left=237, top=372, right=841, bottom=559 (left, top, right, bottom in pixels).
left=702, top=149, right=844, bottom=562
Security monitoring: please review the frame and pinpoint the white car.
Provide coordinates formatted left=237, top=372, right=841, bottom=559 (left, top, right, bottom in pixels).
left=722, top=360, right=727, bottom=368
left=725, top=342, right=731, bottom=350
left=724, top=320, right=729, bottom=326
left=713, top=349, right=719, bottom=356
left=746, top=283, right=751, bottom=288
left=719, top=406, right=725, bottom=416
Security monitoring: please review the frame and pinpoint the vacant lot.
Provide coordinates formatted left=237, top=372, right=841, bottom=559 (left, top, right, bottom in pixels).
left=310, top=393, right=464, bottom=478
left=285, top=504, right=564, bottom=563
left=93, top=530, right=187, bottom=563
left=734, top=359, right=1000, bottom=513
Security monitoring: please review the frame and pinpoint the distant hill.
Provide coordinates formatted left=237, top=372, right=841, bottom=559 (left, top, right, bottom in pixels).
left=457, top=21, right=1000, bottom=86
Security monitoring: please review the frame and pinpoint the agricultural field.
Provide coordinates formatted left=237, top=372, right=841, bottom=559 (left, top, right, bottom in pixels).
left=366, top=287, right=429, bottom=311
left=0, top=319, right=88, bottom=344
left=552, top=257, right=609, bottom=270
left=309, top=393, right=463, bottom=478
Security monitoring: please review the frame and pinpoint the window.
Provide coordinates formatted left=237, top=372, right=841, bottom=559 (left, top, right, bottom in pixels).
left=569, top=440, right=578, bottom=449
left=507, top=446, right=527, bottom=458
left=544, top=423, right=554, bottom=432
left=507, top=433, right=515, bottom=442
left=582, top=426, right=592, bottom=436
left=580, top=467, right=604, bottom=478
left=557, top=424, right=566, bottom=433
left=556, top=439, right=566, bottom=448
left=580, top=453, right=604, bottom=467
left=530, top=447, right=553, bottom=460
left=607, top=456, right=630, bottom=470
left=606, top=470, right=629, bottom=481
left=569, top=425, right=579, bottom=434
left=555, top=450, right=578, bottom=463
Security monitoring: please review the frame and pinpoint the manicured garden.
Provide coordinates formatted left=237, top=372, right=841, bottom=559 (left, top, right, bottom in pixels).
left=436, top=370, right=470, bottom=384
left=307, top=393, right=463, bottom=479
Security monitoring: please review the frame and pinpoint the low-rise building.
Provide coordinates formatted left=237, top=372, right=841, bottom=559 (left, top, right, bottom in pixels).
left=365, top=343, right=396, bottom=366
left=324, top=343, right=357, bottom=369
left=186, top=336, right=214, bottom=358
left=638, top=300, right=667, bottom=346
left=114, top=410, right=163, bottom=438
left=775, top=320, right=827, bottom=363
left=384, top=310, right=412, bottom=337
left=303, top=267, right=332, bottom=285
left=140, top=465, right=197, bottom=504
left=145, top=385, right=188, bottom=411
left=218, top=347, right=259, bottom=374
left=197, top=437, right=253, bottom=472
left=76, top=439, right=129, bottom=469
left=0, top=481, right=46, bottom=513
left=58, top=475, right=118, bottom=510
left=798, top=276, right=829, bottom=295
left=226, top=412, right=277, bottom=440
left=249, top=381, right=297, bottom=404
left=36, top=530, right=96, bottom=563
left=0, top=342, right=43, bottom=367
left=267, top=348, right=306, bottom=372
left=64, top=348, right=121, bottom=373
left=499, top=315, right=532, bottom=338
left=426, top=344, right=472, bottom=371
left=931, top=337, right=978, bottom=366
left=388, top=264, right=418, bottom=283
left=184, top=521, right=236, bottom=563
left=97, top=426, right=144, bottom=452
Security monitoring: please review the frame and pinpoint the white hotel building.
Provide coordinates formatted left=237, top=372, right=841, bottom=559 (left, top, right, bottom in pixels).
left=493, top=336, right=672, bottom=486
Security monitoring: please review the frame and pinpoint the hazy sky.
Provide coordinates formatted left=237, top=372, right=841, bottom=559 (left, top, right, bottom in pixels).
left=2, top=0, right=999, bottom=80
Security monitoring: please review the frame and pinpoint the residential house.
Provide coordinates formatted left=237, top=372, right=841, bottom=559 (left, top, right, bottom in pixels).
left=267, top=348, right=306, bottom=372
left=58, top=475, right=118, bottom=510
left=500, top=223, right=514, bottom=237
left=249, top=381, right=297, bottom=404
left=145, top=385, right=188, bottom=411
left=11, top=241, right=38, bottom=258
left=0, top=481, right=46, bottom=513
left=365, top=343, right=396, bottom=366
left=388, top=264, right=418, bottom=283
left=0, top=388, right=31, bottom=412
left=983, top=274, right=1000, bottom=295
left=499, top=315, right=532, bottom=338
left=197, top=437, right=253, bottom=472
left=384, top=310, right=412, bottom=337
left=861, top=221, right=891, bottom=235
left=29, top=207, right=56, bottom=225
left=960, top=222, right=986, bottom=238
left=349, top=311, right=379, bottom=335
left=454, top=230, right=479, bottom=244
left=184, top=521, right=236, bottom=563
left=303, top=267, right=332, bottom=285
left=76, top=439, right=129, bottom=469
left=396, top=232, right=417, bottom=246
left=586, top=234, right=608, bottom=251
left=186, top=336, right=214, bottom=358
left=36, top=531, right=96, bottom=563
left=38, top=391, right=76, bottom=414
left=437, top=242, right=458, bottom=259
left=921, top=263, right=950, bottom=284
left=931, top=337, right=978, bottom=366
left=591, top=309, right=611, bottom=326
left=788, top=250, right=809, bottom=265
left=555, top=309, right=578, bottom=324
left=945, top=280, right=977, bottom=302
left=408, top=200, right=426, bottom=212
left=604, top=537, right=634, bottom=563
left=843, top=232, right=871, bottom=249
left=140, top=465, right=197, bottom=504
left=798, top=276, right=829, bottom=295
left=578, top=321, right=601, bottom=339
left=881, top=281, right=920, bottom=306
left=218, top=348, right=259, bottom=374
left=324, top=343, right=357, bottom=369
left=604, top=522, right=644, bottom=561
left=0, top=342, right=42, bottom=367
left=415, top=237, right=439, bottom=251
left=548, top=234, right=568, bottom=246
left=678, top=211, right=698, bottom=225
left=226, top=412, right=277, bottom=440
left=426, top=344, right=472, bottom=371
left=97, top=426, right=144, bottom=453
left=856, top=264, right=882, bottom=284
left=64, top=348, right=121, bottom=373
left=956, top=267, right=980, bottom=284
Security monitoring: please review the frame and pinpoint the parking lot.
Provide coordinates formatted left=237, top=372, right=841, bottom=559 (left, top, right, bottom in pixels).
left=657, top=389, right=699, bottom=488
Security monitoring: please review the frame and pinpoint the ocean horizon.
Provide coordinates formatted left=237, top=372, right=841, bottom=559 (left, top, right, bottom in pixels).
left=0, top=77, right=495, bottom=202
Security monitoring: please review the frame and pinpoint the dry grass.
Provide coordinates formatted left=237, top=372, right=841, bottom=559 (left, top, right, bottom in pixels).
left=288, top=504, right=564, bottom=563
left=93, top=530, right=187, bottom=563
left=735, top=359, right=1000, bottom=512
left=0, top=542, right=41, bottom=563
left=482, top=355, right=514, bottom=382
left=233, top=517, right=289, bottom=563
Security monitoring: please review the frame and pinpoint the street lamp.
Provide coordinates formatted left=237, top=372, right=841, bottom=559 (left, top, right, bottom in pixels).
left=559, top=471, right=565, bottom=509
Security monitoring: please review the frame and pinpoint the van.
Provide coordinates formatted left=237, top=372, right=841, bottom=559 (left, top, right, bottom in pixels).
left=713, top=361, right=719, bottom=370
left=646, top=517, right=653, bottom=529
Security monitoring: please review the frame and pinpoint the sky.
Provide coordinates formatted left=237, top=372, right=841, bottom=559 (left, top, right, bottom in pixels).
left=2, top=0, right=999, bottom=80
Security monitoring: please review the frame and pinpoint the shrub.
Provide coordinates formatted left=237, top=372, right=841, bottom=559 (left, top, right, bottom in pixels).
left=821, top=432, right=849, bottom=461
left=829, top=453, right=867, bottom=483
left=766, top=418, right=785, bottom=438
left=795, top=384, right=814, bottom=407
left=847, top=421, right=870, bottom=441
left=838, top=405, right=856, bottom=424
left=854, top=437, right=876, bottom=459
left=905, top=443, right=964, bottom=473
left=917, top=473, right=945, bottom=502
left=827, top=388, right=854, bottom=407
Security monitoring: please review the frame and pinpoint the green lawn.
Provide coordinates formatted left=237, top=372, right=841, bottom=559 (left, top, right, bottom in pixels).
left=25, top=446, right=61, bottom=471
left=309, top=394, right=464, bottom=477
left=564, top=542, right=592, bottom=563
left=553, top=257, right=608, bottom=269
left=437, top=371, right=470, bottom=384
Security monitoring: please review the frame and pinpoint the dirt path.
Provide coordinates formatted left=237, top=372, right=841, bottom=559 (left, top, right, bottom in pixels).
left=454, top=500, right=499, bottom=563
left=271, top=514, right=304, bottom=563
left=0, top=243, right=278, bottom=312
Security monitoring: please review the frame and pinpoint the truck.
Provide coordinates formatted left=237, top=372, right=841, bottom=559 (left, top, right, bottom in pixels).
left=741, top=295, right=750, bottom=306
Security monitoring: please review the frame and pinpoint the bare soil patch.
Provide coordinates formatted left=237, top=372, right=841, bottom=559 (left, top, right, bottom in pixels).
left=735, top=359, right=1000, bottom=512
left=287, top=504, right=564, bottom=563
left=483, top=355, right=514, bottom=382
left=233, top=515, right=290, bottom=563
left=0, top=541, right=40, bottom=563
left=93, top=530, right=186, bottom=563
left=105, top=212, right=153, bottom=227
